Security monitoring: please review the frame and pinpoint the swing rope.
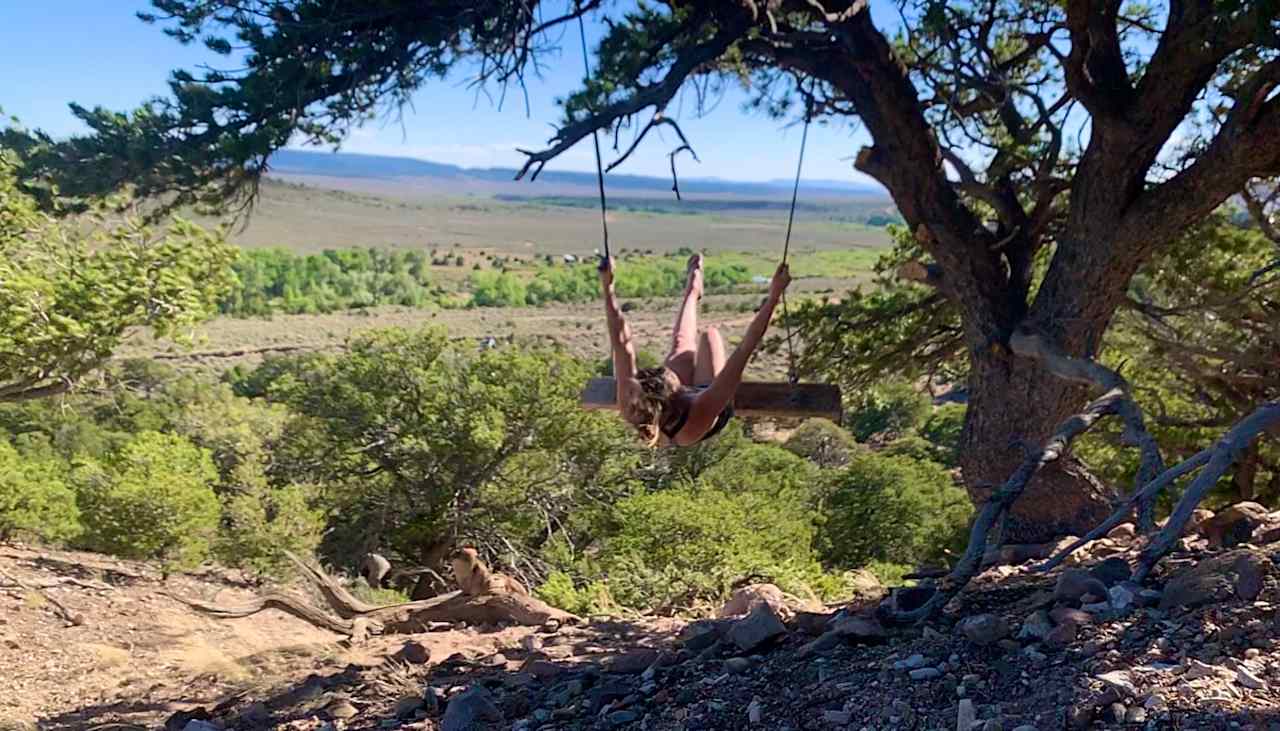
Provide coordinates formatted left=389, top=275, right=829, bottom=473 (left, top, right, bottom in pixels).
left=778, top=90, right=814, bottom=385
left=577, top=10, right=610, bottom=262
left=576, top=8, right=811, bottom=387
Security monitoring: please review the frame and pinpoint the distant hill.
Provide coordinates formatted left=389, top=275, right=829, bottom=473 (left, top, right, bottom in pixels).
left=267, top=149, right=888, bottom=201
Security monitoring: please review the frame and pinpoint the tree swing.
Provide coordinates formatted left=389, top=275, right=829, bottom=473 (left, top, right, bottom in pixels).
left=568, top=16, right=842, bottom=423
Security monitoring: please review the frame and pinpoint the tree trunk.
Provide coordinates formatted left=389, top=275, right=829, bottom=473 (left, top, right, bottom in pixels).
left=1234, top=443, right=1260, bottom=501
left=960, top=347, right=1118, bottom=544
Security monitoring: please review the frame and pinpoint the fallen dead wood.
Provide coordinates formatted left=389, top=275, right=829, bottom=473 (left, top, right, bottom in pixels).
left=145, top=344, right=333, bottom=361
left=171, top=552, right=575, bottom=640
left=0, top=566, right=84, bottom=625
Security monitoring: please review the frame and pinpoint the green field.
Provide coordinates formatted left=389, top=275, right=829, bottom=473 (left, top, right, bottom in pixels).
left=152, top=178, right=894, bottom=373
left=222, top=179, right=893, bottom=258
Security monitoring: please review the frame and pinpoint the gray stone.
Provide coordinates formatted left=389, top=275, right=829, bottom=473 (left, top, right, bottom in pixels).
left=796, top=631, right=842, bottom=658
left=957, top=699, right=977, bottom=731
left=1103, top=703, right=1127, bottom=724
left=1124, top=706, right=1147, bottom=723
left=606, top=710, right=639, bottom=727
left=1237, top=667, right=1267, bottom=689
left=1108, top=583, right=1136, bottom=613
left=605, top=647, right=661, bottom=674
left=1106, top=523, right=1136, bottom=542
left=894, top=653, right=927, bottom=670
left=1096, top=670, right=1138, bottom=697
left=727, top=603, right=787, bottom=653
left=1017, top=611, right=1053, bottom=642
left=831, top=615, right=887, bottom=641
left=1010, top=725, right=1038, bottom=731
left=326, top=701, right=358, bottom=720
left=181, top=723, right=220, bottom=731
left=1054, top=569, right=1110, bottom=605
left=959, top=614, right=1010, bottom=646
left=399, top=640, right=431, bottom=665
left=791, top=610, right=833, bottom=636
left=910, top=667, right=942, bottom=681
left=1091, top=557, right=1131, bottom=587
left=681, top=619, right=729, bottom=652
left=823, top=710, right=853, bottom=724
left=724, top=657, right=752, bottom=675
left=394, top=695, right=423, bottom=718
left=1235, top=552, right=1267, bottom=601
left=1200, top=502, right=1268, bottom=548
left=1135, top=588, right=1162, bottom=607
left=441, top=686, right=502, bottom=731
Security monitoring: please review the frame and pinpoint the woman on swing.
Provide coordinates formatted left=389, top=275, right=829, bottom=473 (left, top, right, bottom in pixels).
left=600, top=253, right=792, bottom=446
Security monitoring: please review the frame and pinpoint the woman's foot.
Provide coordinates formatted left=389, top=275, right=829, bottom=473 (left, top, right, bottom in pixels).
left=685, top=253, right=704, bottom=300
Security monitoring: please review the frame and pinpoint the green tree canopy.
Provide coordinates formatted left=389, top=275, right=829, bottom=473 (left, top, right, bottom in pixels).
left=0, top=148, right=235, bottom=401
left=257, top=327, right=641, bottom=569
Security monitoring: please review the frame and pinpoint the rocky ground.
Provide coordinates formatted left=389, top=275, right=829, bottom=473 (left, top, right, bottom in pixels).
left=6, top=503, right=1280, bottom=730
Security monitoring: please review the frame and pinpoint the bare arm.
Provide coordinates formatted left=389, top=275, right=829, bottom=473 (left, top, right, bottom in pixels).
left=600, top=259, right=639, bottom=408
left=676, top=263, right=791, bottom=445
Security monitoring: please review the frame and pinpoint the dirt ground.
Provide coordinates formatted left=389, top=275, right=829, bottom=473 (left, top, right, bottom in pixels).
left=7, top=526, right=1280, bottom=731
left=0, top=544, right=647, bottom=730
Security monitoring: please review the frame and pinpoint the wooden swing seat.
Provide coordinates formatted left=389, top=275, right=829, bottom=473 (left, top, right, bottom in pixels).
left=581, top=378, right=843, bottom=421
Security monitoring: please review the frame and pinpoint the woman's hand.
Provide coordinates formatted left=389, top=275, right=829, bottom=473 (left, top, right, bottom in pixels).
left=768, top=262, right=792, bottom=301
left=598, top=256, right=615, bottom=292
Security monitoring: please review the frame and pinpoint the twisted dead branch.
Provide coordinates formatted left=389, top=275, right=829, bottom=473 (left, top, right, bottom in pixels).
left=169, top=552, right=574, bottom=641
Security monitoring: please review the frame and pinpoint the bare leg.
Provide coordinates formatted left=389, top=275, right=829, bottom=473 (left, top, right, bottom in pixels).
left=695, top=327, right=727, bottom=385
left=665, top=254, right=703, bottom=385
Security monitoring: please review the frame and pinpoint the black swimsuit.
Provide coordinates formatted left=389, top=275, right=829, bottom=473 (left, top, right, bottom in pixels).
left=660, top=385, right=735, bottom=444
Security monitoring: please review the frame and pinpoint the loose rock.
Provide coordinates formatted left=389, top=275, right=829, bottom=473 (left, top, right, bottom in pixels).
left=957, top=699, right=976, bottom=731
left=958, top=613, right=1010, bottom=646
left=441, top=686, right=502, bottom=731
left=727, top=603, right=787, bottom=653
left=1054, top=569, right=1109, bottom=605
left=1237, top=667, right=1267, bottom=690
left=1199, top=502, right=1268, bottom=548
left=1096, top=670, right=1138, bottom=697
left=1090, top=557, right=1131, bottom=587
left=398, top=640, right=431, bottom=665
left=1017, top=611, right=1052, bottom=642
left=719, top=583, right=790, bottom=619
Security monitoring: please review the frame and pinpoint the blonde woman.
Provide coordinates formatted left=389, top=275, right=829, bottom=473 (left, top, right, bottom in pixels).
left=600, top=253, right=792, bottom=446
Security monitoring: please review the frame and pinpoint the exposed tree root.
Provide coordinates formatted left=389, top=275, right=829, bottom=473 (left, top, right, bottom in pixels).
left=884, top=332, right=1167, bottom=623
left=884, top=381, right=1127, bottom=623
left=170, top=552, right=575, bottom=640
left=1133, top=402, right=1280, bottom=581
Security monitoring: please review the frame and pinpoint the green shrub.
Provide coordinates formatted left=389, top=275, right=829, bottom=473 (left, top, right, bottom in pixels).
left=698, top=442, right=819, bottom=497
left=350, top=579, right=410, bottom=606
left=0, top=441, right=80, bottom=543
left=919, top=403, right=965, bottom=467
left=216, top=483, right=324, bottom=575
left=784, top=418, right=862, bottom=468
left=74, top=431, right=220, bottom=568
left=880, top=435, right=952, bottom=467
left=596, top=486, right=820, bottom=610
left=535, top=570, right=617, bottom=616
left=816, top=453, right=970, bottom=571
left=845, top=380, right=931, bottom=442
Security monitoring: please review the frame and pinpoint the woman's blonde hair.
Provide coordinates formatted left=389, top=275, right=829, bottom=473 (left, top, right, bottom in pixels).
left=630, top=367, right=675, bottom=447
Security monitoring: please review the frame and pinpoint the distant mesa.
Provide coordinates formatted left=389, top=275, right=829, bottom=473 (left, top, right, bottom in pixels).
left=267, top=148, right=888, bottom=201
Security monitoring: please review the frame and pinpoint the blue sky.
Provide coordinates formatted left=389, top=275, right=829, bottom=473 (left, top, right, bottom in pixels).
left=0, top=1, right=889, bottom=185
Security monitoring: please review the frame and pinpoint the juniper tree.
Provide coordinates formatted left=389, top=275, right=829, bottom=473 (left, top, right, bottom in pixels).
left=11, top=1, right=1280, bottom=549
